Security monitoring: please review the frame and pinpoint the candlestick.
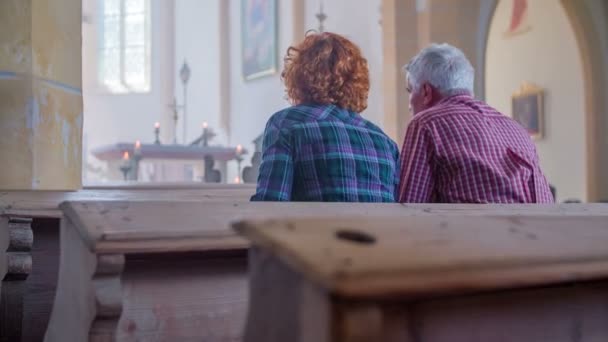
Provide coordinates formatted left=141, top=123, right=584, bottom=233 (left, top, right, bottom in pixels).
left=120, top=151, right=132, bottom=181
left=154, top=122, right=161, bottom=145
left=201, top=122, right=216, bottom=147
left=180, top=61, right=191, bottom=144
left=133, top=141, right=142, bottom=181
left=235, top=144, right=244, bottom=182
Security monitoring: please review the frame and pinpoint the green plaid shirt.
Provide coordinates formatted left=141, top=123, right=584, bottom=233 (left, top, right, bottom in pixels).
left=251, top=104, right=399, bottom=202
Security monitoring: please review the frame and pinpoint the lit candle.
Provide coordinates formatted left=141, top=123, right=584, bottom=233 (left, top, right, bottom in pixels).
left=236, top=144, right=243, bottom=155
left=154, top=122, right=161, bottom=145
left=202, top=121, right=209, bottom=130
left=234, top=176, right=241, bottom=184
left=134, top=140, right=142, bottom=158
left=122, top=151, right=130, bottom=167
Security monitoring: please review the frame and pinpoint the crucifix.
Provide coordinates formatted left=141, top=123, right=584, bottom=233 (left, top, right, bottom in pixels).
left=167, top=98, right=182, bottom=145
left=316, top=0, right=327, bottom=32
left=179, top=61, right=191, bottom=143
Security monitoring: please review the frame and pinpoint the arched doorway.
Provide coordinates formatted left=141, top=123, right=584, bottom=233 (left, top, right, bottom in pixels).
left=479, top=0, right=608, bottom=202
left=485, top=0, right=586, bottom=202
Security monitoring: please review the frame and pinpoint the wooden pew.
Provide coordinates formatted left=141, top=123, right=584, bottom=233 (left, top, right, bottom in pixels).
left=1, top=184, right=256, bottom=217
left=83, top=182, right=256, bottom=190
left=43, top=201, right=608, bottom=341
left=0, top=185, right=254, bottom=342
left=235, top=215, right=608, bottom=342
left=45, top=201, right=410, bottom=341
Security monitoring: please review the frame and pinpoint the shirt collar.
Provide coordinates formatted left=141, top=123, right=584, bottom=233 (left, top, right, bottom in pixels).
left=437, top=91, right=474, bottom=106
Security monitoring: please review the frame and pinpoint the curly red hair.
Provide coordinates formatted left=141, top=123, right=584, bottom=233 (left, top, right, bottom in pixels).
left=281, top=32, right=370, bottom=113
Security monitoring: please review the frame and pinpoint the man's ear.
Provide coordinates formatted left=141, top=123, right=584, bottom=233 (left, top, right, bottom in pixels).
left=422, top=83, right=434, bottom=105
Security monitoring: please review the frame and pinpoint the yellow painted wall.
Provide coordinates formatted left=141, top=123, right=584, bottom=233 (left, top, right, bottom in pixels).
left=0, top=0, right=82, bottom=190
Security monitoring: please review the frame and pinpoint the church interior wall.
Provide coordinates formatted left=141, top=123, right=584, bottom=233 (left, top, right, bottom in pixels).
left=225, top=0, right=296, bottom=182
left=485, top=0, right=587, bottom=202
left=578, top=0, right=608, bottom=202
left=174, top=0, right=224, bottom=147
left=304, top=0, right=384, bottom=128
left=82, top=0, right=174, bottom=182
left=77, top=0, right=608, bottom=197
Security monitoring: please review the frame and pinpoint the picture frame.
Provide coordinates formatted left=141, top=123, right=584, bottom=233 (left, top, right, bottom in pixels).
left=511, top=82, right=544, bottom=140
left=241, top=0, right=278, bottom=81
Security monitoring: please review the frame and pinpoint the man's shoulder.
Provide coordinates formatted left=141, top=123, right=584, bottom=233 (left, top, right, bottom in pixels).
left=409, top=104, right=452, bottom=128
left=412, top=97, right=501, bottom=126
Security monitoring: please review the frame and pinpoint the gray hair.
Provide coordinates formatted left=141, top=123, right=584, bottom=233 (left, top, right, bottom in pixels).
left=404, top=43, right=475, bottom=96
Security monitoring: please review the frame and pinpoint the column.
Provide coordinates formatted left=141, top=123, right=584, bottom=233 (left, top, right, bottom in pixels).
left=0, top=0, right=83, bottom=190
left=382, top=0, right=420, bottom=143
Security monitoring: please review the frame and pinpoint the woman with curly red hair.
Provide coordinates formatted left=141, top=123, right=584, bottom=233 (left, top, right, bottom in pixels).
left=251, top=32, right=399, bottom=202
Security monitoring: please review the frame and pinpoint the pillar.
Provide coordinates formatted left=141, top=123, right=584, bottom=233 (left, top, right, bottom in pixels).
left=382, top=0, right=420, bottom=142
left=425, top=0, right=485, bottom=96
left=0, top=0, right=83, bottom=190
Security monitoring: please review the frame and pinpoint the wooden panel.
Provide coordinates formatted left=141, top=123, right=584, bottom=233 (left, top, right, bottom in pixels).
left=0, top=217, right=33, bottom=342
left=0, top=186, right=255, bottom=218
left=83, top=182, right=256, bottom=190
left=1, top=281, right=26, bottom=342
left=235, top=215, right=608, bottom=299
left=4, top=187, right=608, bottom=219
left=22, top=218, right=60, bottom=342
left=409, top=281, right=608, bottom=342
left=244, top=240, right=608, bottom=341
left=244, top=247, right=331, bottom=342
left=116, top=251, right=247, bottom=341
left=59, top=201, right=415, bottom=253
left=44, top=216, right=105, bottom=342
left=46, top=215, right=249, bottom=341
left=60, top=201, right=608, bottom=254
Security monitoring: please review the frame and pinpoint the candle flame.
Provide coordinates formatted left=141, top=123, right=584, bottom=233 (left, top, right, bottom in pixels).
left=234, top=176, right=241, bottom=184
left=236, top=144, right=243, bottom=154
left=135, top=140, right=141, bottom=149
left=202, top=121, right=209, bottom=129
left=123, top=151, right=130, bottom=160
left=154, top=122, right=160, bottom=129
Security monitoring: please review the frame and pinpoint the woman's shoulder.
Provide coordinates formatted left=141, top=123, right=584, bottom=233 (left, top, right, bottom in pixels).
left=358, top=116, right=397, bottom=142
left=267, top=104, right=331, bottom=127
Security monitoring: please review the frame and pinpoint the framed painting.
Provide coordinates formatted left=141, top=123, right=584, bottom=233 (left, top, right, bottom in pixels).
left=241, top=0, right=278, bottom=81
left=511, top=82, right=544, bottom=139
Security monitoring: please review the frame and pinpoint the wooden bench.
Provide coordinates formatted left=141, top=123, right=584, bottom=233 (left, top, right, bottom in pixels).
left=235, top=214, right=608, bottom=342
left=45, top=201, right=413, bottom=341
left=42, top=201, right=608, bottom=341
left=0, top=185, right=255, bottom=342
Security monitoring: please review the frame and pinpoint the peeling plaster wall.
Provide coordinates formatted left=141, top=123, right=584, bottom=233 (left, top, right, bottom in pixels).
left=0, top=0, right=83, bottom=190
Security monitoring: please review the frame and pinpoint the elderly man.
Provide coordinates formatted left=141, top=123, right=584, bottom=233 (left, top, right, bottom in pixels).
left=398, top=43, right=553, bottom=203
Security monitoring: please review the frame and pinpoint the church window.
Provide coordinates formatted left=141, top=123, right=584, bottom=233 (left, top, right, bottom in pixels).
left=98, top=0, right=151, bottom=93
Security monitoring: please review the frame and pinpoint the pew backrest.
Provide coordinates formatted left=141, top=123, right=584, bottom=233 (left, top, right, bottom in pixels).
left=235, top=214, right=608, bottom=298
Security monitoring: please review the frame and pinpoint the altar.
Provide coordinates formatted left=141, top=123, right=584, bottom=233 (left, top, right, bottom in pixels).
left=92, top=142, right=248, bottom=183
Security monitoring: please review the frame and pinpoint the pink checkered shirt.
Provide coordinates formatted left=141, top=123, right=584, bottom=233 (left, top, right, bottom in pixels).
left=398, top=94, right=554, bottom=203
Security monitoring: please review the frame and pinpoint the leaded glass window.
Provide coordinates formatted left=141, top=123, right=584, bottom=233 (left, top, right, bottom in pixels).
left=98, top=0, right=151, bottom=93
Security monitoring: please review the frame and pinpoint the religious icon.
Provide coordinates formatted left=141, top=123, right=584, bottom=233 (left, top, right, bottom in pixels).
left=241, top=0, right=278, bottom=80
left=512, top=82, right=544, bottom=140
